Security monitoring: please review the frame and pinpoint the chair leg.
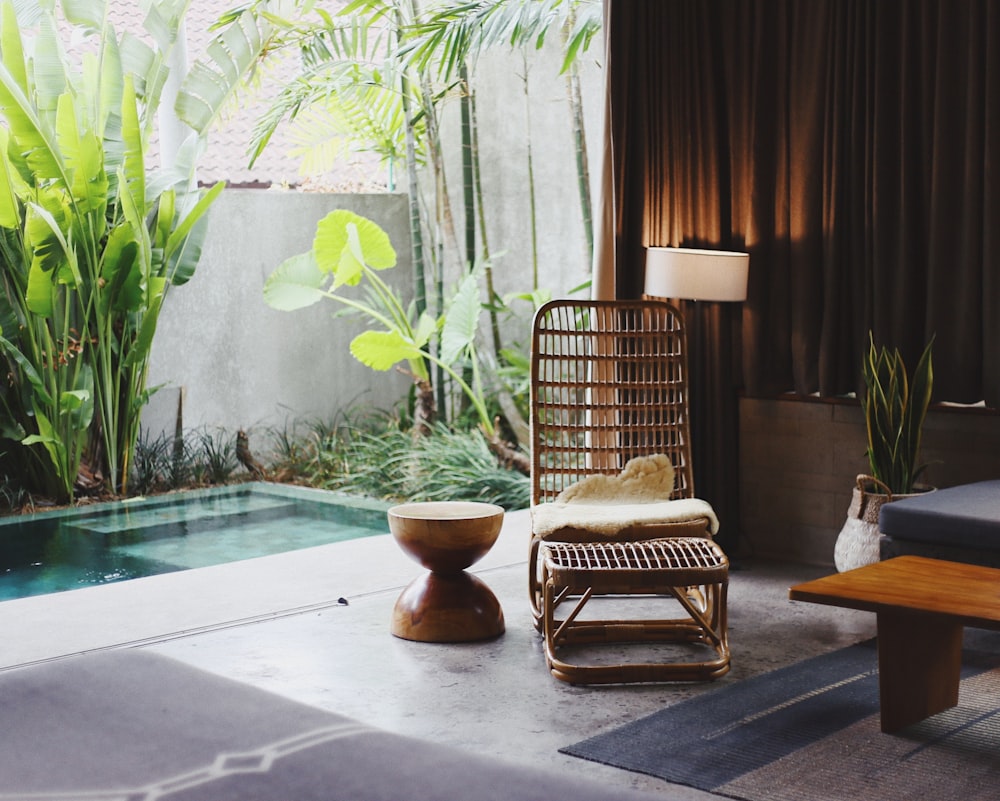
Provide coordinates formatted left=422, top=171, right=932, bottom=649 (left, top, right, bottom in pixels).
left=528, top=536, right=544, bottom=631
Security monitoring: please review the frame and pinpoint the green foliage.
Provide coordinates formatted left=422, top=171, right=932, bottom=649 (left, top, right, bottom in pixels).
left=862, top=332, right=934, bottom=495
left=131, top=429, right=176, bottom=495
left=297, top=416, right=528, bottom=509
left=0, top=0, right=227, bottom=502
left=194, top=428, right=238, bottom=485
left=211, top=1, right=598, bottom=414
left=0, top=460, right=30, bottom=512
left=264, top=209, right=495, bottom=435
left=399, top=424, right=529, bottom=507
left=133, top=426, right=247, bottom=493
left=406, top=0, right=602, bottom=80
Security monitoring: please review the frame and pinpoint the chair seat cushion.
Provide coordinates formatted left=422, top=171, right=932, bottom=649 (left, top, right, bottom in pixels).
left=531, top=497, right=719, bottom=538
left=878, top=480, right=1000, bottom=552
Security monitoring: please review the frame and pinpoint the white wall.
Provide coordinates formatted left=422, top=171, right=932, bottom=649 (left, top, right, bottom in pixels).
left=143, top=190, right=412, bottom=440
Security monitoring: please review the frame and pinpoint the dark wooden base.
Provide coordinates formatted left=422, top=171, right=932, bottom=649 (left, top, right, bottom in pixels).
left=877, top=611, right=963, bottom=732
left=391, top=571, right=505, bottom=643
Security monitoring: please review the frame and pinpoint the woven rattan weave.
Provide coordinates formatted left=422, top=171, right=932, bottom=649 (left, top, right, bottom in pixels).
left=530, top=299, right=694, bottom=504
left=527, top=299, right=730, bottom=683
left=541, top=538, right=730, bottom=684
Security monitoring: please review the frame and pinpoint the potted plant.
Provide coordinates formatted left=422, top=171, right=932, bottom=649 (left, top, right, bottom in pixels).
left=834, top=332, right=934, bottom=571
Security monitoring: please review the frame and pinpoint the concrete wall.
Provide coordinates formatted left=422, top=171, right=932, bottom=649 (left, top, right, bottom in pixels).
left=739, top=397, right=1000, bottom=566
left=439, top=42, right=605, bottom=294
left=432, top=36, right=606, bottom=348
left=143, top=189, right=413, bottom=440
left=141, top=33, right=608, bottom=447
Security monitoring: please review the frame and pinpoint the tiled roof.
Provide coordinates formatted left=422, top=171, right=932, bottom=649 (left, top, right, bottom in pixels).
left=108, top=2, right=388, bottom=190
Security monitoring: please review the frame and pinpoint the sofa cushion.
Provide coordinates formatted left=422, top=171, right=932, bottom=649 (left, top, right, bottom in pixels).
left=878, top=480, right=1000, bottom=551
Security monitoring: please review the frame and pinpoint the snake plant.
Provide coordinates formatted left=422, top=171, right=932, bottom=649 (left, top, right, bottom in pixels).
left=861, top=332, right=934, bottom=495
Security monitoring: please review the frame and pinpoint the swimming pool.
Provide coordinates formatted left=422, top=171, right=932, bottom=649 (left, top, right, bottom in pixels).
left=0, top=483, right=390, bottom=602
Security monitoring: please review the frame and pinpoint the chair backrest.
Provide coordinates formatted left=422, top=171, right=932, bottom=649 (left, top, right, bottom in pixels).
left=530, top=299, right=694, bottom=506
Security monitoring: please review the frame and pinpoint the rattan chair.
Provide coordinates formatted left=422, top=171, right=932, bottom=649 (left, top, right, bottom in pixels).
left=528, top=299, right=730, bottom=684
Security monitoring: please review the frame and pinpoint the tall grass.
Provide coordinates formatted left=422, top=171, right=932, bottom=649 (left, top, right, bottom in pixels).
left=3, top=413, right=530, bottom=512
left=270, top=413, right=529, bottom=510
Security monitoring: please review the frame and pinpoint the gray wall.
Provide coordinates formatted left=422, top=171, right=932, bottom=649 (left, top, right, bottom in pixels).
left=143, top=190, right=413, bottom=441
left=437, top=43, right=605, bottom=296
left=143, top=36, right=607, bottom=446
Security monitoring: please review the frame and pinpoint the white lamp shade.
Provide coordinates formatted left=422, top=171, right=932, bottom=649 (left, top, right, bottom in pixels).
left=644, top=247, right=750, bottom=302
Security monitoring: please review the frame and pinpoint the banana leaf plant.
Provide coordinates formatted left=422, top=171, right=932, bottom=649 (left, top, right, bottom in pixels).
left=0, top=0, right=227, bottom=501
left=861, top=332, right=935, bottom=495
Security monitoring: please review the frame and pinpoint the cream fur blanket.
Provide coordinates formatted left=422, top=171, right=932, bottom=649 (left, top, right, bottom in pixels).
left=531, top=454, right=719, bottom=537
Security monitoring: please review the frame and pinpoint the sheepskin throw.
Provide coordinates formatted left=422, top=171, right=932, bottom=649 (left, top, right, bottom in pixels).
left=531, top=454, right=720, bottom=537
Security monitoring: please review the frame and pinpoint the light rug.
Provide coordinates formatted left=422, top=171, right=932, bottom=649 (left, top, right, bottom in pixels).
left=563, top=640, right=1000, bottom=801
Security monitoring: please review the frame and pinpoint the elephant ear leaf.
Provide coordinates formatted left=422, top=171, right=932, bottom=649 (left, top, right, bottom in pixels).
left=412, top=310, right=438, bottom=349
left=440, top=270, right=481, bottom=364
left=349, top=329, right=421, bottom=371
left=263, top=252, right=328, bottom=311
left=313, top=209, right=396, bottom=282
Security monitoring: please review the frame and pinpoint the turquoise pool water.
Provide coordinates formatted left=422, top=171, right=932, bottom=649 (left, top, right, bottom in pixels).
left=0, top=483, right=390, bottom=601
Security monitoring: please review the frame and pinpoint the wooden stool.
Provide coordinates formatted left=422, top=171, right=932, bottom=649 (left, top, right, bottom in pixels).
left=540, top=537, right=730, bottom=684
left=388, top=502, right=505, bottom=643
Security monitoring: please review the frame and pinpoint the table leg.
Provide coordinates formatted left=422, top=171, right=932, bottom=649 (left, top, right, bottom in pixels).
left=876, top=612, right=963, bottom=732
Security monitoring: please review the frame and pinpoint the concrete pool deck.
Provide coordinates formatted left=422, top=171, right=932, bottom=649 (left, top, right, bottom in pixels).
left=2, top=507, right=895, bottom=798
left=0, top=505, right=524, bottom=669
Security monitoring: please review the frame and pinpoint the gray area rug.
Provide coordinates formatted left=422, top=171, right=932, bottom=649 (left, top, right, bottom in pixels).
left=563, top=640, right=1000, bottom=801
left=0, top=649, right=668, bottom=801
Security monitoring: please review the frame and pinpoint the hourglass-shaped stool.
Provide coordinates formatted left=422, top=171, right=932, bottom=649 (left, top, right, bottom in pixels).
left=387, top=501, right=505, bottom=642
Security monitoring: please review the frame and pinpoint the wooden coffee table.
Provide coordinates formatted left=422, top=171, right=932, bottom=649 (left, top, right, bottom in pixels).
left=789, top=556, right=1000, bottom=732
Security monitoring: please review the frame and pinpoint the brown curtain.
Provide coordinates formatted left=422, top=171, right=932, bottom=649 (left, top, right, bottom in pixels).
left=604, top=0, right=1000, bottom=549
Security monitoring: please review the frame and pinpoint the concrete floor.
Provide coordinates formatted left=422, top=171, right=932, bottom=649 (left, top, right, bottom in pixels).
left=0, top=508, right=880, bottom=799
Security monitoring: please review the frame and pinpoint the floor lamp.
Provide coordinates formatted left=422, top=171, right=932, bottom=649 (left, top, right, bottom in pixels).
left=643, top=247, right=749, bottom=304
left=643, top=247, right=750, bottom=553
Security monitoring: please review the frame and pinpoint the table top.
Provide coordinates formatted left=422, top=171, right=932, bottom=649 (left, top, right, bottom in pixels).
left=789, top=556, right=1000, bottom=630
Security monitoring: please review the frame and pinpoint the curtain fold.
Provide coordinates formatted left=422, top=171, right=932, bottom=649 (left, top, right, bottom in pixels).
left=603, top=0, right=999, bottom=549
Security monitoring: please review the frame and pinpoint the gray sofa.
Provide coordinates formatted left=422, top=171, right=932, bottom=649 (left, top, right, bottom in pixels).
left=879, top=479, right=1000, bottom=567
left=0, top=649, right=670, bottom=801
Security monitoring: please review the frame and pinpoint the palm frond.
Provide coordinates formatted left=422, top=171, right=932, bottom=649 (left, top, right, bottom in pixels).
left=176, top=9, right=273, bottom=134
left=249, top=58, right=423, bottom=167
left=404, top=0, right=600, bottom=81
